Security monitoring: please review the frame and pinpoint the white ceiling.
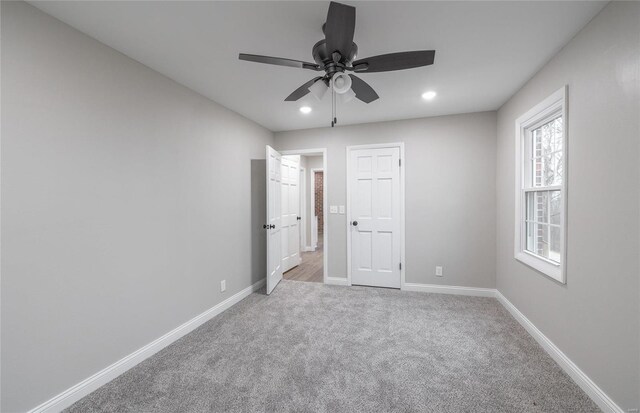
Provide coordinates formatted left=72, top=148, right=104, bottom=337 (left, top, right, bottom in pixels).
left=30, top=1, right=606, bottom=132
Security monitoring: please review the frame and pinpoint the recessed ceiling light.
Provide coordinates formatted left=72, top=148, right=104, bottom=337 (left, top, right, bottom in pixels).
left=299, top=106, right=312, bottom=114
left=422, top=91, right=437, bottom=100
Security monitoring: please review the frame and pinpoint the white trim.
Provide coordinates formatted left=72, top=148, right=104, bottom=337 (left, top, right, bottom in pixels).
left=279, top=148, right=328, bottom=285
left=402, top=283, right=497, bottom=297
left=514, top=85, right=568, bottom=284
left=27, top=278, right=266, bottom=413
left=346, top=142, right=405, bottom=289
left=495, top=291, right=623, bottom=413
left=299, top=166, right=307, bottom=251
left=310, top=167, right=324, bottom=251
left=27, top=278, right=622, bottom=413
left=325, top=276, right=350, bottom=286
left=280, top=149, right=324, bottom=156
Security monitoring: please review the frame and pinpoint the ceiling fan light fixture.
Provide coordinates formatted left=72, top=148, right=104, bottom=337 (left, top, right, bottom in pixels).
left=332, top=72, right=352, bottom=94
left=309, top=79, right=329, bottom=100
left=340, top=88, right=356, bottom=104
left=299, top=106, right=312, bottom=114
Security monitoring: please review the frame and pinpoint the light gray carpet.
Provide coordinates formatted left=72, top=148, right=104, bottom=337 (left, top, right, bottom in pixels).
left=66, top=280, right=599, bottom=412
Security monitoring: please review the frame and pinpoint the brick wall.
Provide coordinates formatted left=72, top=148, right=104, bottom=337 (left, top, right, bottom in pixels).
left=314, top=171, right=323, bottom=233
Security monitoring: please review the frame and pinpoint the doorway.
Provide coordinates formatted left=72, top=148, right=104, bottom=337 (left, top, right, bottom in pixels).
left=264, top=146, right=328, bottom=294
left=283, top=154, right=325, bottom=283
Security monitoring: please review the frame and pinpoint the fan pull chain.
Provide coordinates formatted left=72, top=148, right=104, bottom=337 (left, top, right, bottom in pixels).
left=331, top=86, right=335, bottom=127
left=331, top=84, right=338, bottom=127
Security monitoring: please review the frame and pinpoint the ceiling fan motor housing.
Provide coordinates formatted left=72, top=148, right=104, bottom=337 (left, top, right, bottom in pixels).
left=312, top=39, right=358, bottom=77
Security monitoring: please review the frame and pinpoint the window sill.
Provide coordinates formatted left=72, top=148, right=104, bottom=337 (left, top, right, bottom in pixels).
left=515, top=251, right=565, bottom=284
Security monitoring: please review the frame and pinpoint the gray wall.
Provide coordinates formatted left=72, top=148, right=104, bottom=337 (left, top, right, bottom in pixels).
left=275, top=112, right=497, bottom=288
left=495, top=2, right=640, bottom=409
left=1, top=2, right=273, bottom=411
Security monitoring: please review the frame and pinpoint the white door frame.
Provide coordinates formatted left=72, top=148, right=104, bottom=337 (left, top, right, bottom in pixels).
left=309, top=167, right=324, bottom=251
left=280, top=148, right=328, bottom=285
left=299, top=166, right=307, bottom=251
left=346, top=142, right=406, bottom=288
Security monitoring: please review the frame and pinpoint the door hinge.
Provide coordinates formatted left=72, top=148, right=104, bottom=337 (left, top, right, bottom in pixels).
left=399, top=262, right=402, bottom=270
left=399, top=159, right=402, bottom=167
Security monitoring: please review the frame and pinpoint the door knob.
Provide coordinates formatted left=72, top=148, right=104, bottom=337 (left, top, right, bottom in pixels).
left=352, top=221, right=358, bottom=226
left=270, top=224, right=275, bottom=229
left=263, top=224, right=268, bottom=229
left=296, top=216, right=301, bottom=221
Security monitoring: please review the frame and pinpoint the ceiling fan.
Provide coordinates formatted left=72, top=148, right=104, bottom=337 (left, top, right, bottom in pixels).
left=239, top=1, right=436, bottom=126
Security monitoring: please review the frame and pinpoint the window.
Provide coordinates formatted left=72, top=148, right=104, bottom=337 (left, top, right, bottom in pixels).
left=515, top=86, right=567, bottom=283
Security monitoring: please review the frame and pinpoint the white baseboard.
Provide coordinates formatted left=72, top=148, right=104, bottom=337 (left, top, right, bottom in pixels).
left=26, top=277, right=622, bottom=413
left=28, top=278, right=266, bottom=413
left=495, top=291, right=624, bottom=413
left=325, top=276, right=349, bottom=286
left=302, top=245, right=315, bottom=252
left=402, top=282, right=497, bottom=297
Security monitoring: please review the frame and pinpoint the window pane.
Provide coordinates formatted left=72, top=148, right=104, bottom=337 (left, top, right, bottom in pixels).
left=526, top=222, right=536, bottom=253
left=550, top=226, right=561, bottom=263
left=533, top=129, right=542, bottom=157
left=537, top=224, right=549, bottom=258
left=533, top=156, right=543, bottom=186
left=549, top=151, right=563, bottom=186
left=526, top=191, right=548, bottom=223
left=531, top=116, right=563, bottom=187
left=553, top=117, right=563, bottom=152
left=525, top=220, right=560, bottom=263
left=550, top=190, right=562, bottom=225
left=541, top=123, right=552, bottom=154
left=526, top=222, right=536, bottom=252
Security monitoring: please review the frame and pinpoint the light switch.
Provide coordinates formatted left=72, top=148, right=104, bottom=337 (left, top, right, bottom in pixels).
left=330, top=205, right=338, bottom=214
left=339, top=205, right=345, bottom=214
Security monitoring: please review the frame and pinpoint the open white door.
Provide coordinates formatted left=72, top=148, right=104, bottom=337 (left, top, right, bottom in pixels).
left=266, top=146, right=283, bottom=295
left=349, top=146, right=402, bottom=289
left=281, top=155, right=301, bottom=273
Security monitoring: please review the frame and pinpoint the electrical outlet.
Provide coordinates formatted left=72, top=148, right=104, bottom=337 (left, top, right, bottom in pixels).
left=330, top=205, right=338, bottom=214
left=220, top=280, right=226, bottom=292
left=435, top=266, right=443, bottom=277
left=339, top=205, right=345, bottom=214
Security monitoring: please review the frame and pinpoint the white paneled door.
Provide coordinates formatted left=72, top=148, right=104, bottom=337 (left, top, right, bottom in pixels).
left=349, top=147, right=402, bottom=288
left=281, top=155, right=301, bottom=273
left=266, top=146, right=283, bottom=295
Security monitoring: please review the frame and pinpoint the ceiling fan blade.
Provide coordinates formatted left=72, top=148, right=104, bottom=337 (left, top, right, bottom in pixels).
left=285, top=77, right=324, bottom=101
left=324, top=2, right=355, bottom=61
left=349, top=75, right=379, bottom=103
left=351, top=50, right=435, bottom=73
left=239, top=53, right=321, bottom=71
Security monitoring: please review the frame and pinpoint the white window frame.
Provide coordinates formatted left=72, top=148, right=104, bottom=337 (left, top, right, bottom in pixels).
left=514, top=86, right=568, bottom=283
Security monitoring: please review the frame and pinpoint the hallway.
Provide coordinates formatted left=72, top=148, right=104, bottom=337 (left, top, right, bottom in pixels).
left=283, top=236, right=323, bottom=283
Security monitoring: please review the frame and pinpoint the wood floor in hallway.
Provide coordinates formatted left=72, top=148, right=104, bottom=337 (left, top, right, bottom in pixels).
left=283, top=236, right=323, bottom=283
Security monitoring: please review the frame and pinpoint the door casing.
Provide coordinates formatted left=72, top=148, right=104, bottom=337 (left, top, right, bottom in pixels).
left=309, top=167, right=323, bottom=251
